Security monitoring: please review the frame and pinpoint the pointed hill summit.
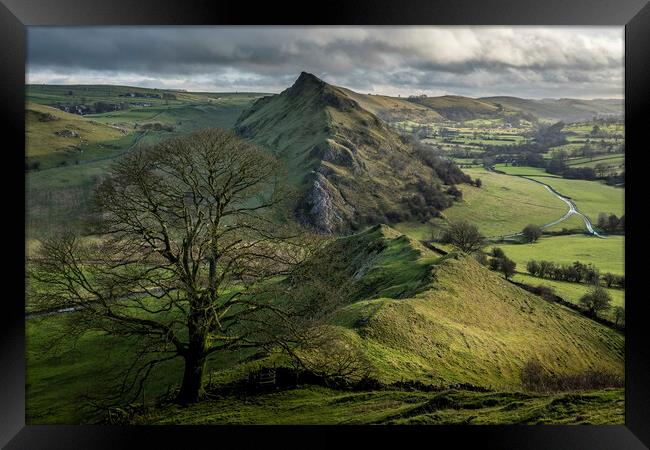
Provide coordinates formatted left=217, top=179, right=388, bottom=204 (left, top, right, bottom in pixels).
left=235, top=72, right=470, bottom=233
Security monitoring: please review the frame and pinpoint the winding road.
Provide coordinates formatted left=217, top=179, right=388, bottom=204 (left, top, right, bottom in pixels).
left=486, top=166, right=605, bottom=240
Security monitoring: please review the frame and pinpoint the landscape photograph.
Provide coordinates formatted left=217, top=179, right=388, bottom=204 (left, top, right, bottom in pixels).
left=25, top=26, right=625, bottom=425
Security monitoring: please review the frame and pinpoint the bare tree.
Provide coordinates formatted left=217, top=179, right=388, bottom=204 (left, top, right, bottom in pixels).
left=28, top=128, right=342, bottom=405
left=499, top=257, right=517, bottom=280
left=439, top=220, right=486, bottom=254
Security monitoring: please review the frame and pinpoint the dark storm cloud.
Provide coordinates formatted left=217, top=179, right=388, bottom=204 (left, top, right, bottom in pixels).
left=27, top=27, right=623, bottom=99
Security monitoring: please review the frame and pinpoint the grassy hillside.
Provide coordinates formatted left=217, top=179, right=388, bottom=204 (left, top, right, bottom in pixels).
left=527, top=177, right=624, bottom=221
left=26, top=102, right=131, bottom=168
left=437, top=167, right=568, bottom=237
left=26, top=224, right=624, bottom=424
left=235, top=72, right=468, bottom=233
left=327, top=227, right=623, bottom=388
left=25, top=88, right=262, bottom=236
left=338, top=88, right=444, bottom=123
left=409, top=95, right=507, bottom=122
left=479, top=97, right=623, bottom=122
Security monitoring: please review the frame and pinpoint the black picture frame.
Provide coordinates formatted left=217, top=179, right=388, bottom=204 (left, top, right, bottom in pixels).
left=2, top=1, right=649, bottom=448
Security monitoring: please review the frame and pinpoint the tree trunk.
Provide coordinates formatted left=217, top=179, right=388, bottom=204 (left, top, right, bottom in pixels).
left=177, top=349, right=207, bottom=404
left=177, top=311, right=208, bottom=404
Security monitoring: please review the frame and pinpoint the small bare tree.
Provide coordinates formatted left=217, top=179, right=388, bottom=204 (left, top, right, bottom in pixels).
left=28, top=128, right=343, bottom=405
left=439, top=220, right=486, bottom=254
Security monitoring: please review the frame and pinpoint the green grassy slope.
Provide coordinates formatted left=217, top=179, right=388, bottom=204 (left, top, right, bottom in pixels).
left=26, top=313, right=247, bottom=424
left=136, top=225, right=624, bottom=424
left=26, top=102, right=131, bottom=168
left=234, top=72, right=461, bottom=233
left=409, top=95, right=503, bottom=120
left=328, top=229, right=623, bottom=388
left=338, top=87, right=444, bottom=123
left=437, top=168, right=568, bottom=236
left=26, top=225, right=624, bottom=424
left=26, top=88, right=261, bottom=236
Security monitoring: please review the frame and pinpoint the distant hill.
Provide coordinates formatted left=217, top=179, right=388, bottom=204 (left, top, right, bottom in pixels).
left=339, top=92, right=622, bottom=124
left=408, top=95, right=510, bottom=121
left=337, top=87, right=444, bottom=123
left=234, top=72, right=470, bottom=234
left=25, top=102, right=129, bottom=167
left=479, top=96, right=623, bottom=122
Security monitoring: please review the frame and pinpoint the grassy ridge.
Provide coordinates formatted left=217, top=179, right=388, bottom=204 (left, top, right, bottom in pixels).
left=325, top=227, right=624, bottom=388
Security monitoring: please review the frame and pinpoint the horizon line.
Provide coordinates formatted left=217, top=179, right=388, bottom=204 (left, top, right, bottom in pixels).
left=24, top=83, right=624, bottom=102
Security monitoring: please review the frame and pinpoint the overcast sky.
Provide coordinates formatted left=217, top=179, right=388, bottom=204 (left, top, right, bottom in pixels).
left=27, top=26, right=624, bottom=99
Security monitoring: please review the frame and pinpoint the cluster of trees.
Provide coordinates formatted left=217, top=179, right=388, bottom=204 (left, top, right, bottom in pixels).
left=138, top=122, right=175, bottom=132
left=513, top=152, right=546, bottom=168
left=597, top=213, right=625, bottom=233
left=436, top=222, right=517, bottom=280
left=487, top=247, right=517, bottom=279
left=604, top=171, right=625, bottom=187
left=579, top=285, right=614, bottom=318
left=446, top=185, right=463, bottom=201
left=56, top=101, right=129, bottom=115
left=398, top=180, right=453, bottom=223
left=93, top=101, right=128, bottom=113
left=532, top=122, right=568, bottom=148
left=526, top=259, right=624, bottom=289
left=546, top=159, right=598, bottom=180
left=410, top=140, right=472, bottom=186
left=526, top=260, right=600, bottom=284
left=602, top=272, right=625, bottom=289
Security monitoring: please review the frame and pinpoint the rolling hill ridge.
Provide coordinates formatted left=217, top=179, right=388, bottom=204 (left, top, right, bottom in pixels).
left=320, top=225, right=624, bottom=387
left=235, top=72, right=469, bottom=233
